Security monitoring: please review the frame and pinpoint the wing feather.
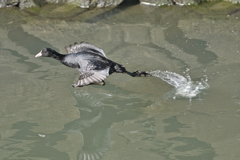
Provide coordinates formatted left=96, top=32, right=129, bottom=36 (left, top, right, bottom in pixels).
left=65, top=42, right=106, bottom=58
left=75, top=71, right=108, bottom=87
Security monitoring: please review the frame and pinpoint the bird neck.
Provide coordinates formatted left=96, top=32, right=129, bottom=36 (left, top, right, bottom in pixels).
left=51, top=51, right=65, bottom=61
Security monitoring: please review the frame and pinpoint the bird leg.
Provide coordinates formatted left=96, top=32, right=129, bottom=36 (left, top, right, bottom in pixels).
left=125, top=70, right=151, bottom=77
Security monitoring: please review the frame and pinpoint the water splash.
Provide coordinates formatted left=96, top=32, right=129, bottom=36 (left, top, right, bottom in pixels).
left=150, top=70, right=209, bottom=98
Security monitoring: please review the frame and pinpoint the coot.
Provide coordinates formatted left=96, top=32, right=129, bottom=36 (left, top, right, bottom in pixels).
left=35, top=42, right=150, bottom=87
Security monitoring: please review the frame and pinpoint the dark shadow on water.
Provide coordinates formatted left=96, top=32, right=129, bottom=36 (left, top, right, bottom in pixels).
left=137, top=116, right=216, bottom=160
left=8, top=26, right=56, bottom=55
left=85, top=0, right=139, bottom=23
left=169, top=137, right=216, bottom=160
left=163, top=116, right=216, bottom=160
left=85, top=7, right=126, bottom=23
left=141, top=136, right=216, bottom=160
left=1, top=48, right=41, bottom=72
left=163, top=116, right=189, bottom=133
left=164, top=24, right=218, bottom=64
left=8, top=26, right=61, bottom=66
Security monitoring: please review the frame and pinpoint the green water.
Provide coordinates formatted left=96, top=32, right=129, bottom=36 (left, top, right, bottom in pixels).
left=0, top=3, right=240, bottom=160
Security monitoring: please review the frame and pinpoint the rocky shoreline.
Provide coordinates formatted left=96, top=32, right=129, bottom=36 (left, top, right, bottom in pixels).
left=0, top=0, right=124, bottom=9
left=0, top=0, right=239, bottom=9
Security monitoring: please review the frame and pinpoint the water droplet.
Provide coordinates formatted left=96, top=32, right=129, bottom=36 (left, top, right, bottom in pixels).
left=150, top=70, right=209, bottom=98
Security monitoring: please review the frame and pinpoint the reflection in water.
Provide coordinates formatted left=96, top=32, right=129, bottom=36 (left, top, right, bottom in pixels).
left=70, top=87, right=149, bottom=160
left=7, top=85, right=151, bottom=160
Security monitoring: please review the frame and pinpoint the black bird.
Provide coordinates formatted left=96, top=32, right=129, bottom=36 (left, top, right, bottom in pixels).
left=35, top=42, right=150, bottom=87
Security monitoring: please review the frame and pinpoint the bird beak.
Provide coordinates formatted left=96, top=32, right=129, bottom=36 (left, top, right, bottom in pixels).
left=35, top=51, right=42, bottom=57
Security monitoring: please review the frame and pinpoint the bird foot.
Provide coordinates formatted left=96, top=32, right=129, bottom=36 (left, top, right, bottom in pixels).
left=132, top=70, right=151, bottom=77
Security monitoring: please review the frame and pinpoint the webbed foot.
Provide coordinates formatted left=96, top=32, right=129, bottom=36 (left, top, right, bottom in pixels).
left=132, top=70, right=151, bottom=77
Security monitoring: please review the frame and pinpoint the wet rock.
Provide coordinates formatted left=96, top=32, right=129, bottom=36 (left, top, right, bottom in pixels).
left=46, top=0, right=65, bottom=2
left=172, top=0, right=199, bottom=5
left=68, top=0, right=91, bottom=8
left=0, top=0, right=20, bottom=7
left=140, top=0, right=174, bottom=6
left=0, top=0, right=38, bottom=8
left=6, top=0, right=19, bottom=6
left=0, top=0, right=6, bottom=8
left=0, top=0, right=123, bottom=8
left=140, top=0, right=239, bottom=6
left=139, top=0, right=198, bottom=6
left=1, top=0, right=240, bottom=8
left=19, top=0, right=37, bottom=9
left=68, top=0, right=123, bottom=8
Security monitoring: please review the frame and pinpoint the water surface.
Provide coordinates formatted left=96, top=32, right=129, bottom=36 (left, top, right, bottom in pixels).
left=0, top=3, right=240, bottom=160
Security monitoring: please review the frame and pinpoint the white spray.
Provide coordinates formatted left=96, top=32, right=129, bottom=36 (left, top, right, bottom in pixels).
left=150, top=69, right=209, bottom=98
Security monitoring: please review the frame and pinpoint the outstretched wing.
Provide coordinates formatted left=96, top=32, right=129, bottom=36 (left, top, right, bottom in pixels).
left=74, top=69, right=109, bottom=87
left=65, top=42, right=107, bottom=58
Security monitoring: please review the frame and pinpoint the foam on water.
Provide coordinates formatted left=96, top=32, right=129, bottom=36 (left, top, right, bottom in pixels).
left=150, top=70, right=209, bottom=98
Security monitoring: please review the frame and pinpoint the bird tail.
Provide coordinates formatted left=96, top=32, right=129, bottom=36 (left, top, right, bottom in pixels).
left=111, top=62, right=126, bottom=73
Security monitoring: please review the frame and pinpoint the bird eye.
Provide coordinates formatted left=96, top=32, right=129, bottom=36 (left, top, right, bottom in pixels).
left=43, top=50, right=46, bottom=53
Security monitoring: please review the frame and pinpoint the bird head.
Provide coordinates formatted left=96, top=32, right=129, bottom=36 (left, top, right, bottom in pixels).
left=35, top=48, right=55, bottom=58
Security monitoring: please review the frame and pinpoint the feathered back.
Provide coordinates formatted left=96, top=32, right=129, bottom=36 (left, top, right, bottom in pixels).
left=65, top=42, right=107, bottom=58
